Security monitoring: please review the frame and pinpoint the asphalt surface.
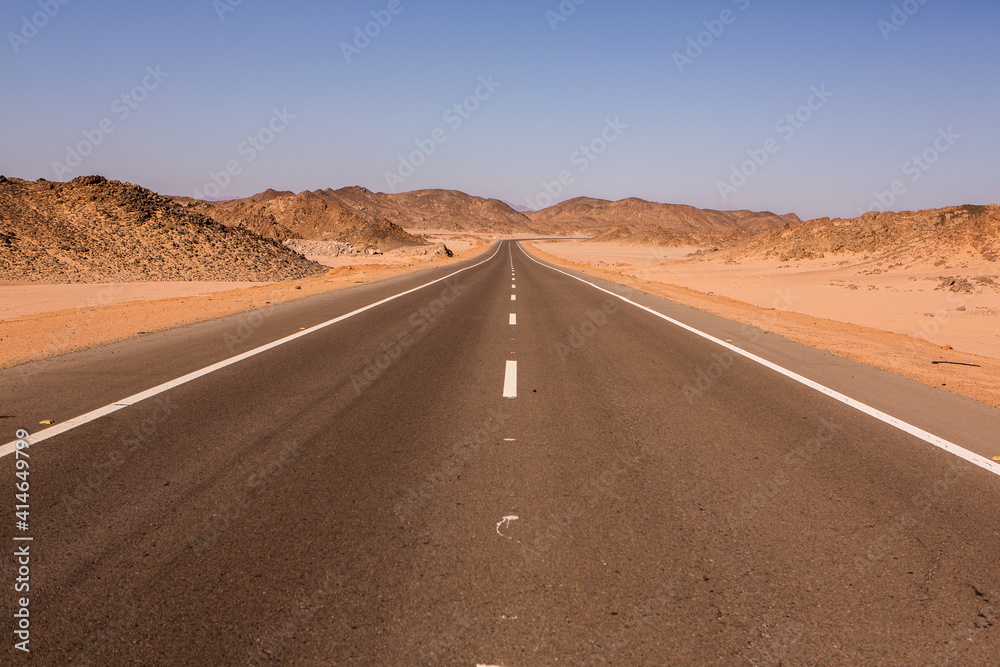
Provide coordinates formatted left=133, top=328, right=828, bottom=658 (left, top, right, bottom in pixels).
left=2, top=240, right=999, bottom=665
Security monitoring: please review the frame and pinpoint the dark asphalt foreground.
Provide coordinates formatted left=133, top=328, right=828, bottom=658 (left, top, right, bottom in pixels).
left=2, top=241, right=1000, bottom=665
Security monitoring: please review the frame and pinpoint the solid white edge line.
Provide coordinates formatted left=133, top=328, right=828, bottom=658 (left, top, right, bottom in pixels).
left=503, top=360, right=518, bottom=398
left=515, top=242, right=1000, bottom=478
left=0, top=242, right=507, bottom=458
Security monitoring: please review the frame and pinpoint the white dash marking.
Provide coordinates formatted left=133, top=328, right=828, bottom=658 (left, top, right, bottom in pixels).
left=504, top=438, right=516, bottom=442
left=511, top=294, right=516, bottom=301
left=512, top=284, right=516, bottom=289
left=503, top=360, right=517, bottom=398
left=509, top=313, right=517, bottom=325
left=496, top=515, right=519, bottom=537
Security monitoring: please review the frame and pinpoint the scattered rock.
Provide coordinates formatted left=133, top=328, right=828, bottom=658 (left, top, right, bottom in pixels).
left=938, top=276, right=974, bottom=293
left=284, top=239, right=363, bottom=257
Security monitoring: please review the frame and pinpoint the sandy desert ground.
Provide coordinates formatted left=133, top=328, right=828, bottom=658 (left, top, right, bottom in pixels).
left=534, top=241, right=1000, bottom=359
left=0, top=282, right=271, bottom=320
left=532, top=242, right=700, bottom=267
left=530, top=241, right=1000, bottom=410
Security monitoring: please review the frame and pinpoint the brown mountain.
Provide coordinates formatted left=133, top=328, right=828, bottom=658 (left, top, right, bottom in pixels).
left=174, top=189, right=426, bottom=251
left=526, top=197, right=801, bottom=241
left=0, top=176, right=323, bottom=283
left=587, top=224, right=692, bottom=246
left=171, top=192, right=298, bottom=241
left=700, top=204, right=1000, bottom=263
left=314, top=187, right=536, bottom=234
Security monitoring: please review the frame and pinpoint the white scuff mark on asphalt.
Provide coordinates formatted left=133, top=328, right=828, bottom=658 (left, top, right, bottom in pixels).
left=496, top=515, right=519, bottom=537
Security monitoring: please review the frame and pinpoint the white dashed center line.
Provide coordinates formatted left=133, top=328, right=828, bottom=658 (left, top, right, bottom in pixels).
left=511, top=294, right=516, bottom=301
left=503, top=360, right=517, bottom=398
left=509, top=313, right=517, bottom=325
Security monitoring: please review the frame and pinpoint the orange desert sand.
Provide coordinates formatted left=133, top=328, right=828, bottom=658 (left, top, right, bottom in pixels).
left=533, top=241, right=1000, bottom=358
left=530, top=241, right=1000, bottom=410
left=0, top=282, right=270, bottom=320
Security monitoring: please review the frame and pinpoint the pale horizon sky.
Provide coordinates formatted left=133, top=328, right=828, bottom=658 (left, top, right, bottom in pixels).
left=2, top=0, right=997, bottom=221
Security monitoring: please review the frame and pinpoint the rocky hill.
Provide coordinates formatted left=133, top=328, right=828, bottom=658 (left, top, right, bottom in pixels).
left=699, top=204, right=1000, bottom=264
left=171, top=194, right=298, bottom=241
left=526, top=197, right=800, bottom=241
left=175, top=189, right=426, bottom=252
left=0, top=176, right=324, bottom=283
left=316, top=187, right=536, bottom=234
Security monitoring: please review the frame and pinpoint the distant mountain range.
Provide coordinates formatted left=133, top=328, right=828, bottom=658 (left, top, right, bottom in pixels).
left=0, top=174, right=817, bottom=283
left=13, top=174, right=989, bottom=285
left=178, top=187, right=798, bottom=243
left=524, top=196, right=800, bottom=241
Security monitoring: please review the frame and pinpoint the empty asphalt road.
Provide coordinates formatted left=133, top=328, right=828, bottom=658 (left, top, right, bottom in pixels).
left=3, top=241, right=1000, bottom=665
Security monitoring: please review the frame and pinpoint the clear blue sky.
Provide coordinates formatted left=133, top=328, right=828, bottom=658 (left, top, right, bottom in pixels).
left=2, top=0, right=997, bottom=220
